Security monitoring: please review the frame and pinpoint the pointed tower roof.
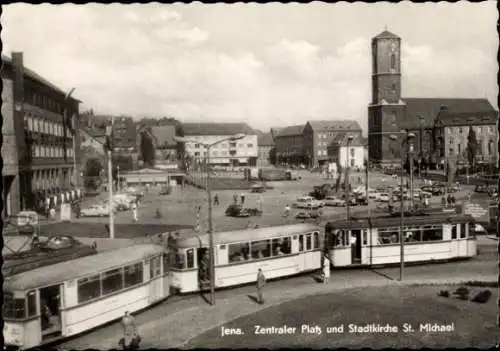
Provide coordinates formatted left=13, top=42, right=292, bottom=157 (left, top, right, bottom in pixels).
left=373, top=30, right=400, bottom=40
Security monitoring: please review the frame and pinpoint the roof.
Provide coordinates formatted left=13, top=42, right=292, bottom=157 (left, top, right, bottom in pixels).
left=4, top=244, right=165, bottom=291
left=181, top=122, right=254, bottom=136
left=2, top=54, right=81, bottom=103
left=172, top=223, right=320, bottom=248
left=435, top=110, right=498, bottom=127
left=274, top=125, right=305, bottom=137
left=330, top=133, right=366, bottom=147
left=306, top=120, right=362, bottom=132
left=151, top=125, right=176, bottom=147
left=400, top=98, right=496, bottom=129
left=258, top=133, right=274, bottom=146
left=373, top=30, right=400, bottom=40
left=109, top=116, right=137, bottom=148
left=326, top=213, right=474, bottom=230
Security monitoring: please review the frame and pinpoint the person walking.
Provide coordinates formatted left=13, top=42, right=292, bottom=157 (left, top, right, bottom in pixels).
left=256, top=268, right=266, bottom=304
left=213, top=194, right=219, bottom=206
left=119, top=311, right=139, bottom=350
left=322, top=254, right=330, bottom=284
left=131, top=201, right=138, bottom=222
left=240, top=193, right=246, bottom=205
left=283, top=204, right=291, bottom=218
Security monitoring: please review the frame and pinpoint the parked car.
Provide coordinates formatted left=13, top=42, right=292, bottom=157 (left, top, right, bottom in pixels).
left=250, top=184, right=266, bottom=193
left=80, top=204, right=115, bottom=217
left=324, top=196, right=345, bottom=207
left=225, top=205, right=251, bottom=218
left=377, top=193, right=390, bottom=202
left=293, top=196, right=323, bottom=209
left=295, top=211, right=311, bottom=219
left=159, top=186, right=172, bottom=195
left=16, top=211, right=39, bottom=235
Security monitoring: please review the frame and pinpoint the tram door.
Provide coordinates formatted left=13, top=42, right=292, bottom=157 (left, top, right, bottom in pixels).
left=148, top=255, right=163, bottom=303
left=39, top=284, right=63, bottom=340
left=351, top=230, right=362, bottom=264
left=197, top=248, right=210, bottom=288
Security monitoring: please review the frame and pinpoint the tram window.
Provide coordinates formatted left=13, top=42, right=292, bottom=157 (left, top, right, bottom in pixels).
left=77, top=274, right=101, bottom=303
left=150, top=256, right=162, bottom=278
left=251, top=240, right=271, bottom=259
left=362, top=231, right=368, bottom=245
left=168, top=251, right=186, bottom=269
left=298, top=235, right=304, bottom=252
left=27, top=290, right=37, bottom=317
left=467, top=223, right=474, bottom=238
left=124, top=263, right=144, bottom=288
left=333, top=230, right=347, bottom=247
left=163, top=253, right=169, bottom=274
left=229, top=242, right=250, bottom=262
left=187, top=249, right=195, bottom=268
left=272, top=237, right=291, bottom=256
left=306, top=234, right=312, bottom=250
left=378, top=229, right=400, bottom=244
left=451, top=225, right=457, bottom=239
left=422, top=227, right=443, bottom=241
left=102, top=268, right=124, bottom=295
left=3, top=293, right=26, bottom=319
left=313, top=233, right=319, bottom=249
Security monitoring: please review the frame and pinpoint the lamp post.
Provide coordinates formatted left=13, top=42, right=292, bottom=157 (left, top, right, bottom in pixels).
left=174, top=133, right=246, bottom=306
left=418, top=116, right=424, bottom=179
left=105, top=117, right=115, bottom=239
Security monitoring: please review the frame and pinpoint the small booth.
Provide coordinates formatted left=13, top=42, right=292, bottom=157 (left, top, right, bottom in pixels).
left=122, top=168, right=186, bottom=188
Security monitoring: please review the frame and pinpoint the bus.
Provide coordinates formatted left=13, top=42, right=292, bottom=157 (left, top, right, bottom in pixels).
left=167, top=223, right=323, bottom=294
left=325, top=213, right=477, bottom=267
left=3, top=244, right=169, bottom=350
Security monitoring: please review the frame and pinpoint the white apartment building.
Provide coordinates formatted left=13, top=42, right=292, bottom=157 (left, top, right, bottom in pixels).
left=181, top=123, right=258, bottom=167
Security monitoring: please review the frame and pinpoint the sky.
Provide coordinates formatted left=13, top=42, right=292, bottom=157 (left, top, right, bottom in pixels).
left=2, top=2, right=498, bottom=133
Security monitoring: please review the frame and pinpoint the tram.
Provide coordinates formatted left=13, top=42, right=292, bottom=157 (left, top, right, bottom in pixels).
left=167, top=223, right=323, bottom=293
left=325, top=213, right=477, bottom=267
left=3, top=244, right=169, bottom=350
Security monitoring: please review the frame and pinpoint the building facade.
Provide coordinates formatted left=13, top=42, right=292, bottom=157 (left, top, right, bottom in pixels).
left=274, top=125, right=305, bottom=166
left=180, top=123, right=257, bottom=167
left=368, top=30, right=498, bottom=167
left=257, top=133, right=274, bottom=167
left=303, top=120, right=363, bottom=167
left=2, top=53, right=82, bottom=215
left=327, top=134, right=367, bottom=170
left=151, top=125, right=178, bottom=165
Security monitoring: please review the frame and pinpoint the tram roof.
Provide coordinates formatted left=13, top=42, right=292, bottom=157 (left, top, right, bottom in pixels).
left=172, top=223, right=321, bottom=248
left=4, top=244, right=165, bottom=292
left=326, top=213, right=475, bottom=230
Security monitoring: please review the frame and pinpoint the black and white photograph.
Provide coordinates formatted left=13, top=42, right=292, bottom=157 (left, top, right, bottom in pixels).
left=1, top=2, right=498, bottom=349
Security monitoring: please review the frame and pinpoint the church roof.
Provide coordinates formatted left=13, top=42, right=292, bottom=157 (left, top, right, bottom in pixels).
left=306, top=120, right=362, bottom=132
left=435, top=110, right=498, bottom=127
left=373, top=30, right=400, bottom=40
left=398, top=98, right=495, bottom=130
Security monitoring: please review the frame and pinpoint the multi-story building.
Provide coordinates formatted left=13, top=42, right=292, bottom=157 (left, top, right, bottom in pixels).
left=179, top=123, right=257, bottom=167
left=368, top=29, right=497, bottom=167
left=273, top=125, right=305, bottom=166
left=257, top=132, right=274, bottom=167
left=434, top=109, right=498, bottom=166
left=2, top=52, right=81, bottom=215
left=150, top=125, right=179, bottom=166
left=327, top=134, right=367, bottom=170
left=303, top=120, right=363, bottom=167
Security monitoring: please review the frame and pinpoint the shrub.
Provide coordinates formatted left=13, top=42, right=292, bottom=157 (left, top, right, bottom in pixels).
left=471, top=289, right=492, bottom=304
left=438, top=290, right=450, bottom=298
left=453, top=286, right=470, bottom=300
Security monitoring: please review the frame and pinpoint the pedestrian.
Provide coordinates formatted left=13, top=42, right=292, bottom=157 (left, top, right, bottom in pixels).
left=284, top=204, right=291, bottom=218
left=233, top=193, right=238, bottom=205
left=213, top=194, right=219, bottom=206
left=256, top=268, right=266, bottom=304
left=240, top=193, right=245, bottom=205
left=131, top=201, right=138, bottom=222
left=119, top=311, right=140, bottom=350
left=447, top=194, right=452, bottom=208
left=441, top=196, right=446, bottom=208
left=424, top=197, right=429, bottom=207
left=49, top=206, right=56, bottom=220
left=451, top=195, right=456, bottom=205
left=322, top=254, right=330, bottom=284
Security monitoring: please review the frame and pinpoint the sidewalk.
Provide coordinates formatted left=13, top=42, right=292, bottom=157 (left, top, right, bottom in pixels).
left=59, top=269, right=497, bottom=350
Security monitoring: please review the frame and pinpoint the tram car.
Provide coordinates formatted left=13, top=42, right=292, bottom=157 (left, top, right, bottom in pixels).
left=167, top=223, right=323, bottom=293
left=325, top=213, right=477, bottom=267
left=3, top=244, right=169, bottom=350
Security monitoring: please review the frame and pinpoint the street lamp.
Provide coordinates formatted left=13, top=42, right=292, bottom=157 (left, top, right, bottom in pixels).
left=174, top=132, right=245, bottom=306
left=389, top=131, right=415, bottom=282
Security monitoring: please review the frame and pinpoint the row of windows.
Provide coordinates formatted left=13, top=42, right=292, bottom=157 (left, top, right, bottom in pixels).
left=77, top=262, right=144, bottom=304
left=25, top=115, right=69, bottom=136
left=448, top=142, right=493, bottom=156
left=32, top=145, right=73, bottom=158
left=189, top=143, right=254, bottom=149
left=453, top=126, right=492, bottom=135
left=3, top=291, right=37, bottom=319
left=25, top=89, right=68, bottom=115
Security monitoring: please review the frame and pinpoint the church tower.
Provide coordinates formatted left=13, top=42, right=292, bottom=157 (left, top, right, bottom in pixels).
left=368, top=29, right=406, bottom=164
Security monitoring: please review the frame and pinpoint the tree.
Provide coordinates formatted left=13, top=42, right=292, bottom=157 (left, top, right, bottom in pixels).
left=268, top=147, right=277, bottom=165
left=140, top=132, right=156, bottom=168
left=85, top=158, right=103, bottom=177
left=466, top=127, right=478, bottom=173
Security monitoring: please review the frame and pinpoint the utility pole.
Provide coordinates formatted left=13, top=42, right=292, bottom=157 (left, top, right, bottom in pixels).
left=409, top=142, right=414, bottom=210
left=106, top=117, right=115, bottom=239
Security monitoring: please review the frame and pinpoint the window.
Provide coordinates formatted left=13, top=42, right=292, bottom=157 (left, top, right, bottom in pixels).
left=150, top=255, right=162, bottom=278
left=3, top=293, right=25, bottom=319
left=350, top=159, right=355, bottom=167
left=26, top=290, right=37, bottom=317
left=477, top=127, right=481, bottom=133
left=306, top=234, right=312, bottom=250
left=272, top=237, right=291, bottom=256
left=251, top=239, right=271, bottom=259
left=77, top=274, right=101, bottom=303
left=313, top=232, right=319, bottom=249
left=378, top=228, right=400, bottom=245
left=457, top=144, right=461, bottom=155
left=186, top=249, right=195, bottom=269
left=247, top=143, right=253, bottom=148
left=195, top=144, right=200, bottom=148
left=317, top=150, right=322, bottom=156
left=460, top=223, right=467, bottom=239
left=298, top=234, right=304, bottom=252
left=162, top=253, right=169, bottom=275
left=194, top=152, right=200, bottom=157
left=488, top=142, right=492, bottom=155
left=459, top=127, right=463, bottom=134
left=451, top=225, right=457, bottom=240
left=362, top=231, right=368, bottom=245
left=422, top=226, right=443, bottom=241
left=229, top=242, right=250, bottom=262
left=390, top=54, right=396, bottom=70
left=168, top=251, right=185, bottom=269
left=102, top=268, right=124, bottom=295
left=124, top=263, right=143, bottom=288
left=391, top=83, right=396, bottom=92
left=350, top=148, right=355, bottom=157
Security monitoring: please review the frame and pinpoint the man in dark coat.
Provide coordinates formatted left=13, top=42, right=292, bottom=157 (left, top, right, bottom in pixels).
left=256, top=268, right=266, bottom=304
